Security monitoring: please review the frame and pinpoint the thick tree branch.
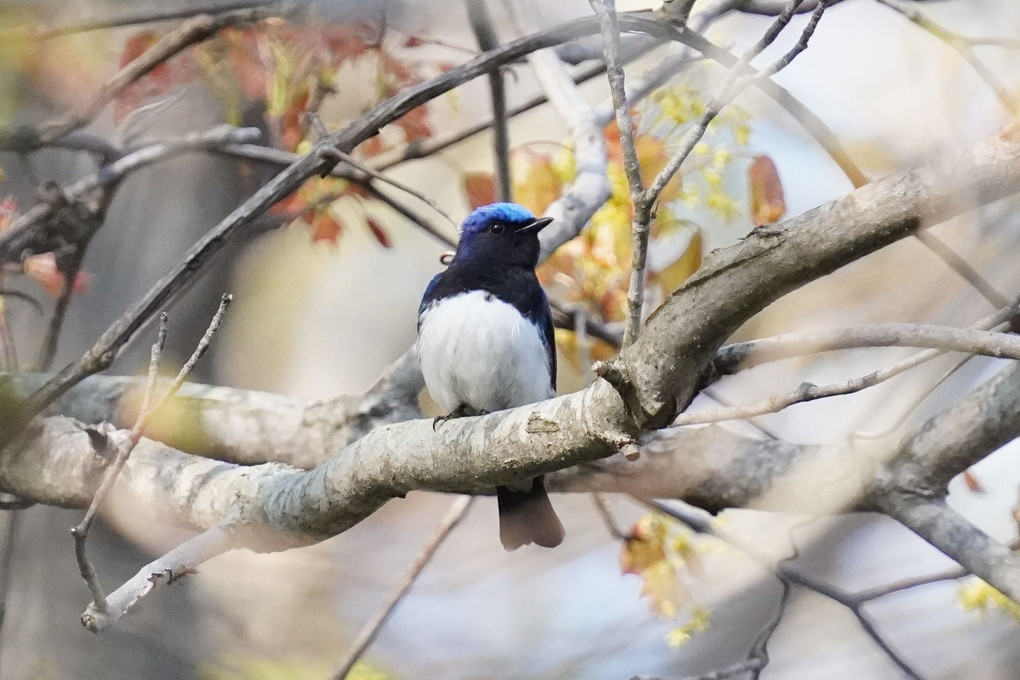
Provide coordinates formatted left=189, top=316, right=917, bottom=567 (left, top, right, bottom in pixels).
left=528, top=49, right=612, bottom=260
left=618, top=127, right=1020, bottom=425
left=872, top=494, right=1020, bottom=604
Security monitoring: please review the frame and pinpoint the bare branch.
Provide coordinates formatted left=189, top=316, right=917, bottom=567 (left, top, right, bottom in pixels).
left=9, top=1, right=282, bottom=41
left=6, top=7, right=280, bottom=148
left=527, top=50, right=612, bottom=259
left=71, top=296, right=230, bottom=613
left=876, top=0, right=1019, bottom=114
left=589, top=0, right=648, bottom=348
left=467, top=0, right=512, bottom=202
left=81, top=525, right=234, bottom=632
left=329, top=496, right=473, bottom=680
left=0, top=126, right=262, bottom=269
left=714, top=322, right=1020, bottom=375
left=872, top=493, right=1020, bottom=605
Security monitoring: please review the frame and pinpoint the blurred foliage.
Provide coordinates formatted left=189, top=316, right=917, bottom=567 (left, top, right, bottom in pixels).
left=0, top=6, right=109, bottom=121
left=200, top=654, right=389, bottom=680
left=620, top=513, right=714, bottom=648
left=958, top=579, right=1020, bottom=622
left=0, top=196, right=89, bottom=336
left=114, top=17, right=452, bottom=248
left=462, top=85, right=780, bottom=370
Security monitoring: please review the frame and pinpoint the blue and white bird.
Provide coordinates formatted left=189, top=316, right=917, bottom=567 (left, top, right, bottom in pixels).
left=416, top=202, right=565, bottom=550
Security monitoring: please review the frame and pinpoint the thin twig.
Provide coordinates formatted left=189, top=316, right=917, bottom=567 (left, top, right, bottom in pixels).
left=333, top=151, right=456, bottom=228
left=713, top=321, right=1020, bottom=375
left=590, top=0, right=647, bottom=348
left=21, top=8, right=278, bottom=147
left=854, top=567, right=967, bottom=602
left=0, top=126, right=262, bottom=269
left=701, top=387, right=783, bottom=440
left=913, top=231, right=1008, bottom=309
left=691, top=305, right=1020, bottom=427
left=632, top=658, right=764, bottom=680
left=70, top=314, right=168, bottom=612
left=359, top=184, right=456, bottom=247
left=643, top=500, right=925, bottom=679
left=34, top=248, right=88, bottom=372
left=12, top=1, right=282, bottom=41
left=875, top=0, right=1019, bottom=114
left=71, top=295, right=231, bottom=612
left=82, top=525, right=234, bottom=632
left=467, top=0, right=512, bottom=201
left=0, top=507, right=22, bottom=677
left=33, top=186, right=115, bottom=372
left=592, top=493, right=628, bottom=539
left=329, top=496, right=473, bottom=680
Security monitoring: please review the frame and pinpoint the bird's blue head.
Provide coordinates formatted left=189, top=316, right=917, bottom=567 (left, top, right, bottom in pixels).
left=454, top=203, right=553, bottom=268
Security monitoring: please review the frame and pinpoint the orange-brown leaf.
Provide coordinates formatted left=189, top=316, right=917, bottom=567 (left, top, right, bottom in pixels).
left=963, top=469, right=985, bottom=494
left=512, top=153, right=562, bottom=216
left=749, top=155, right=785, bottom=226
left=310, top=212, right=343, bottom=245
left=463, top=172, right=497, bottom=209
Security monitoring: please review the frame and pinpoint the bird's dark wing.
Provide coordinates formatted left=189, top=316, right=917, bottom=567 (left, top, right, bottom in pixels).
left=536, top=288, right=557, bottom=392
left=417, top=272, right=444, bottom=331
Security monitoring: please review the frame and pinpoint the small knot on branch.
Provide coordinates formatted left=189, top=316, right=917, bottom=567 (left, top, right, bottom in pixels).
left=619, top=439, right=641, bottom=461
left=592, top=360, right=672, bottom=429
left=315, top=146, right=343, bottom=178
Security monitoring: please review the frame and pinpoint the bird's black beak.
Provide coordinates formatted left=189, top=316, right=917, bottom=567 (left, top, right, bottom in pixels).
left=517, top=216, right=554, bottom=234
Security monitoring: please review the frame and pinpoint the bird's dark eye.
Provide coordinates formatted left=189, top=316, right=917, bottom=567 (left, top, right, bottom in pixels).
left=489, top=223, right=506, bottom=235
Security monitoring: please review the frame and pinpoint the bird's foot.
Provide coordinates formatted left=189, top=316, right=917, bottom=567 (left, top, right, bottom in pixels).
left=433, top=405, right=470, bottom=431
left=432, top=405, right=486, bottom=431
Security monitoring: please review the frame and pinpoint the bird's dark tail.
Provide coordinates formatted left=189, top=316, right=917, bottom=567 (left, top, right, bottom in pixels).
left=497, top=476, right=564, bottom=550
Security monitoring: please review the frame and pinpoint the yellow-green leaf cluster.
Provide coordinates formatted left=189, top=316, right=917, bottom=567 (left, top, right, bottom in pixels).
left=958, top=579, right=1020, bottom=622
left=620, top=513, right=713, bottom=648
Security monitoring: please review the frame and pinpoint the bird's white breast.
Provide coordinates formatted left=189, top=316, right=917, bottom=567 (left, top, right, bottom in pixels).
left=417, top=290, right=554, bottom=414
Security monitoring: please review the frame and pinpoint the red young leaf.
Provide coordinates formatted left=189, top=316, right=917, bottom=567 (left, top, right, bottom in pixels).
left=463, top=172, right=497, bottom=209
left=366, top=218, right=393, bottom=248
left=114, top=30, right=197, bottom=123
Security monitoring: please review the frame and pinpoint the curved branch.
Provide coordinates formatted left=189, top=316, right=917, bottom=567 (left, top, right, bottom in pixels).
left=715, top=323, right=1020, bottom=375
